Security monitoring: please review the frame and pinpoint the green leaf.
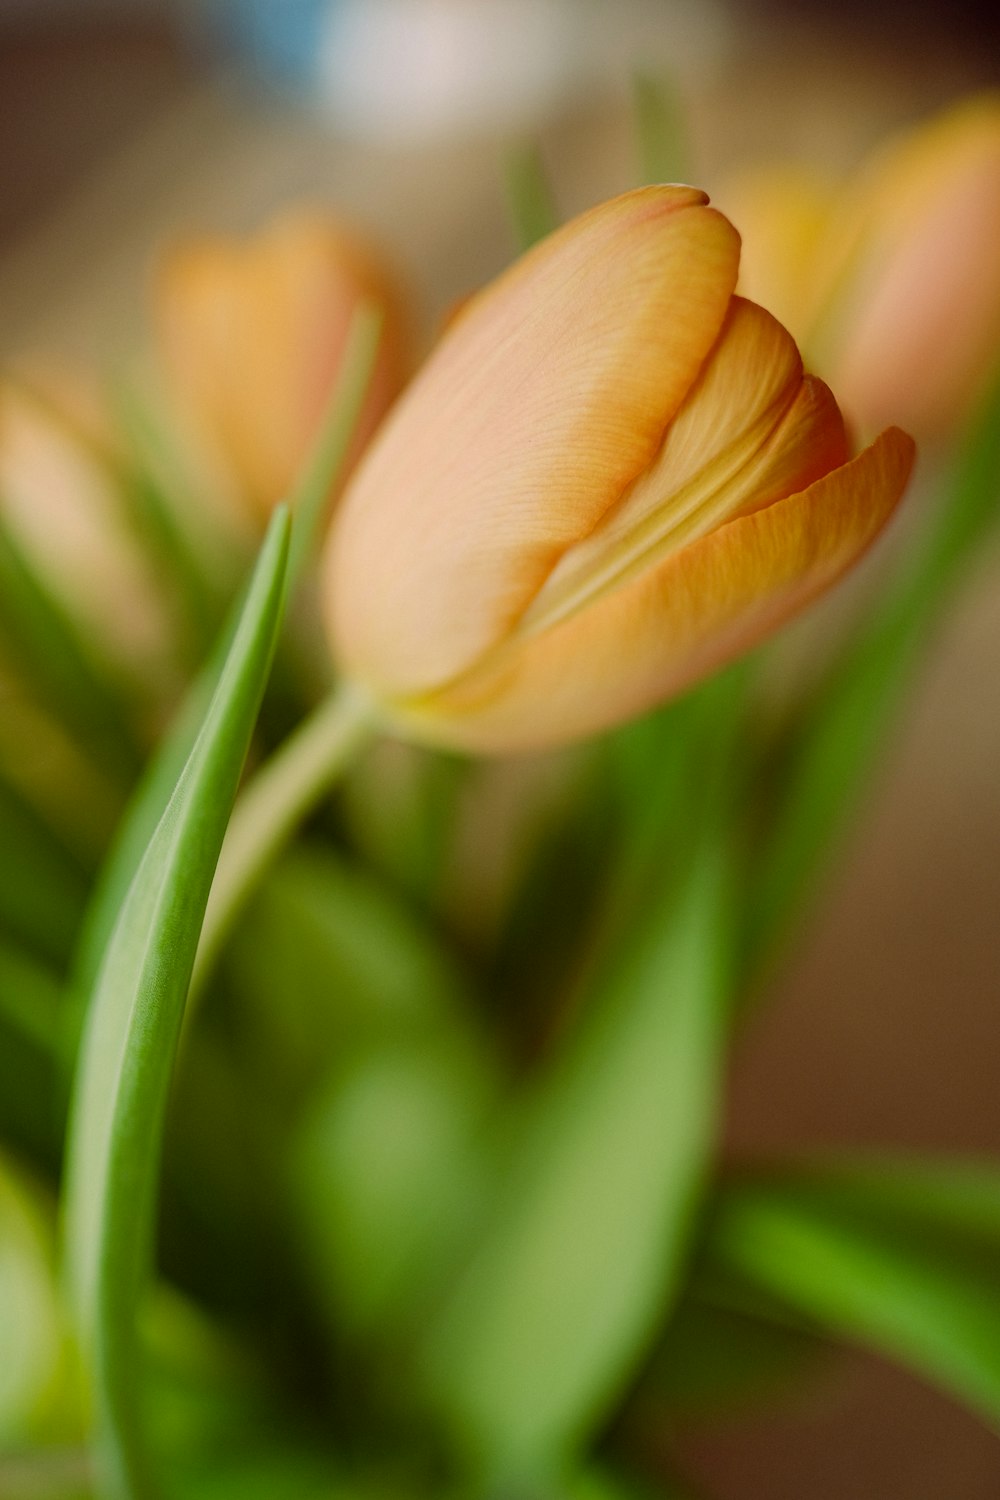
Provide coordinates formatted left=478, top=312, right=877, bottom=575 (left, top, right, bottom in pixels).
left=632, top=71, right=689, bottom=186
left=704, top=1158, right=1000, bottom=1428
left=0, top=512, right=140, bottom=780
left=227, top=844, right=483, bottom=1096
left=649, top=1287, right=831, bottom=1416
left=225, top=845, right=499, bottom=1335
left=0, top=1449, right=93, bottom=1500
left=61, top=509, right=290, bottom=1500
left=745, top=369, right=1000, bottom=982
left=343, top=741, right=475, bottom=920
left=285, top=302, right=384, bottom=584
left=294, top=1034, right=497, bottom=1338
left=0, top=775, right=88, bottom=968
left=420, top=833, right=733, bottom=1481
left=112, top=382, right=227, bottom=662
left=63, top=548, right=264, bottom=1064
left=0, top=1157, right=74, bottom=1448
left=561, top=1465, right=698, bottom=1500
left=0, top=941, right=63, bottom=1170
left=505, top=141, right=559, bottom=251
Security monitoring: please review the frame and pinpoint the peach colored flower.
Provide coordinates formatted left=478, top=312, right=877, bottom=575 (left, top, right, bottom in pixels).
left=325, top=187, right=914, bottom=754
left=725, top=95, right=1000, bottom=442
left=0, top=371, right=170, bottom=674
left=154, top=209, right=408, bottom=524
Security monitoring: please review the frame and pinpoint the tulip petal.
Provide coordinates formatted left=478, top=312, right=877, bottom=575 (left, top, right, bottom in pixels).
left=156, top=212, right=404, bottom=517
left=398, top=428, right=914, bottom=753
left=828, top=100, right=1000, bottom=436
left=519, top=298, right=849, bottom=637
left=329, top=188, right=741, bottom=695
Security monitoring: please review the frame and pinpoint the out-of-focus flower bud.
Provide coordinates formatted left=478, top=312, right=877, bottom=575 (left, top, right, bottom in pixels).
left=726, top=95, right=1000, bottom=441
left=0, top=371, right=170, bottom=674
left=154, top=209, right=408, bottom=525
left=324, top=187, right=914, bottom=754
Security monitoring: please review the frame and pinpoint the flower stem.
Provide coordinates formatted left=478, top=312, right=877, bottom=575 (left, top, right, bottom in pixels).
left=192, top=681, right=376, bottom=995
left=286, top=301, right=383, bottom=585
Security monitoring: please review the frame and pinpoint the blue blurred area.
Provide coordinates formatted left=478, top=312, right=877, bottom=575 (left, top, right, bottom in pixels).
left=192, top=0, right=333, bottom=87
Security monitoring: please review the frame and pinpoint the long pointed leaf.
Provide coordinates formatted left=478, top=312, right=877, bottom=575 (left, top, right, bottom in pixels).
left=61, top=509, right=290, bottom=1500
left=745, top=370, right=1000, bottom=982
left=421, top=834, right=733, bottom=1480
left=704, top=1158, right=1000, bottom=1428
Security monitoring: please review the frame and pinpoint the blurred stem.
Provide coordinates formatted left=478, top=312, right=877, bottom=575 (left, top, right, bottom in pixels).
left=286, top=302, right=383, bottom=585
left=632, top=70, right=688, bottom=185
left=504, top=141, right=559, bottom=251
left=743, top=368, right=1000, bottom=988
left=192, top=683, right=377, bottom=996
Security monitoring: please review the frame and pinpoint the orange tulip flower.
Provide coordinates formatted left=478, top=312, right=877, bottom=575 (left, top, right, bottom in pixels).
left=725, top=95, right=1000, bottom=442
left=325, top=187, right=914, bottom=754
left=155, top=209, right=408, bottom=524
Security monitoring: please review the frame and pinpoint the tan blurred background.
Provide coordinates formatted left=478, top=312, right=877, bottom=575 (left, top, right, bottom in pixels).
left=1, top=1, right=999, bottom=1494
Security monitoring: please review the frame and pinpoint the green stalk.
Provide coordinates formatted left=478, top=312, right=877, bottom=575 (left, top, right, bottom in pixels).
left=192, top=683, right=377, bottom=995
left=504, top=142, right=559, bottom=251
left=287, top=303, right=384, bottom=585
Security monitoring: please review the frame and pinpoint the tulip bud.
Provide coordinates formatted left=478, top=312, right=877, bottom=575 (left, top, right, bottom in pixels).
left=726, top=95, right=1000, bottom=442
left=325, top=187, right=913, bottom=754
left=154, top=209, right=408, bottom=524
left=0, top=371, right=170, bottom=674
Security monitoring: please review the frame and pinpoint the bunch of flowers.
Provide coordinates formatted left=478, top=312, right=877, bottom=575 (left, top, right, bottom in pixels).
left=1, top=91, right=999, bottom=1500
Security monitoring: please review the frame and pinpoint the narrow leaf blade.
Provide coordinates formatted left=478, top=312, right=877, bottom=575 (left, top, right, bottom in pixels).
left=705, top=1158, right=1000, bottom=1428
left=421, top=835, right=732, bottom=1478
left=61, top=508, right=290, bottom=1499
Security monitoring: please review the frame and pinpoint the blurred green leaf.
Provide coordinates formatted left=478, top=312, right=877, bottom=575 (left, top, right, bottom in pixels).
left=0, top=942, right=63, bottom=1170
left=228, top=844, right=484, bottom=1102
left=561, top=1465, right=697, bottom=1500
left=113, top=384, right=226, bottom=662
left=61, top=509, right=290, bottom=1500
left=704, top=1157, right=1000, bottom=1428
left=294, top=1035, right=496, bottom=1338
left=64, top=531, right=272, bottom=1065
left=505, top=142, right=559, bottom=251
left=420, top=829, right=733, bottom=1480
left=649, top=1287, right=832, bottom=1417
left=632, top=72, right=689, bottom=186
left=0, top=513, right=140, bottom=780
left=226, top=844, right=500, bottom=1338
left=484, top=749, right=615, bottom=1055
left=0, top=776, right=88, bottom=969
left=745, top=369, right=1000, bottom=982
left=0, top=1449, right=93, bottom=1500
left=343, top=743, right=473, bottom=920
left=0, top=1157, right=76, bottom=1448
left=286, top=302, right=384, bottom=584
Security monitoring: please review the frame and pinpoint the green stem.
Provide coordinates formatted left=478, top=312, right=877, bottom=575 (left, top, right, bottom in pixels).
left=504, top=141, right=559, bottom=251
left=286, top=302, right=383, bottom=585
left=632, top=70, right=688, bottom=186
left=192, top=682, right=377, bottom=995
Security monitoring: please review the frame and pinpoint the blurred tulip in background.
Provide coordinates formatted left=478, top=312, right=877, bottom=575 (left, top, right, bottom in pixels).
left=0, top=373, right=171, bottom=676
left=155, top=209, right=407, bottom=525
left=726, top=95, right=1000, bottom=443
